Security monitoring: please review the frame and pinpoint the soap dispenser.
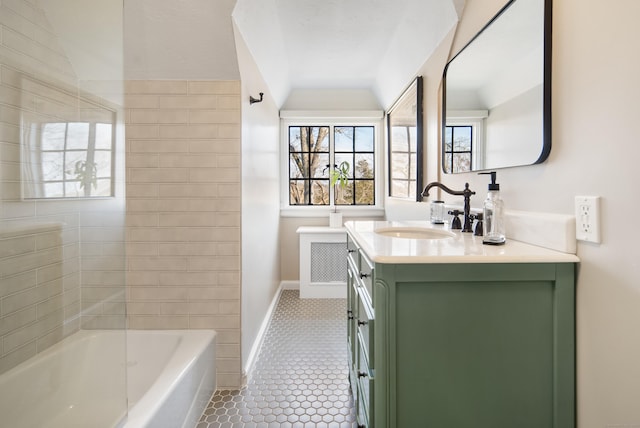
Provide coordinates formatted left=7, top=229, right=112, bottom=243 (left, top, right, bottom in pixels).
left=480, top=172, right=505, bottom=245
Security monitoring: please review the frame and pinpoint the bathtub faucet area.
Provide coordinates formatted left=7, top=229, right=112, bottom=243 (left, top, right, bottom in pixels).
left=421, top=181, right=476, bottom=232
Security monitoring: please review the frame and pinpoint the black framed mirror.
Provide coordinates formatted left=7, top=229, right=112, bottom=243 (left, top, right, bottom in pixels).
left=442, top=0, right=551, bottom=173
left=387, top=76, right=423, bottom=200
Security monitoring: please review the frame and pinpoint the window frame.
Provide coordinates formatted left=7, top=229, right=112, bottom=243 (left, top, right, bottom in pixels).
left=280, top=112, right=384, bottom=217
left=441, top=110, right=489, bottom=174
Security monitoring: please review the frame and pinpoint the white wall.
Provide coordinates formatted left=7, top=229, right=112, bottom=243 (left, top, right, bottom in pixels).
left=233, top=26, right=282, bottom=373
left=414, top=0, right=640, bottom=426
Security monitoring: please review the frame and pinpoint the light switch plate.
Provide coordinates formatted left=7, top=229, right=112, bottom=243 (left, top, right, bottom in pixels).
left=575, top=196, right=601, bottom=243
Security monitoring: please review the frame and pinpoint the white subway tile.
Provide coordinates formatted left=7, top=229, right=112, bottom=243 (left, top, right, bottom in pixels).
left=126, top=95, right=160, bottom=109
left=158, top=242, right=217, bottom=256
left=158, top=271, right=217, bottom=286
left=129, top=139, right=190, bottom=153
left=129, top=168, right=188, bottom=183
left=189, top=110, right=239, bottom=124
left=126, top=80, right=188, bottom=95
left=158, top=213, right=217, bottom=227
left=188, top=301, right=219, bottom=315
left=158, top=154, right=218, bottom=168
left=128, top=256, right=187, bottom=271
left=188, top=81, right=240, bottom=95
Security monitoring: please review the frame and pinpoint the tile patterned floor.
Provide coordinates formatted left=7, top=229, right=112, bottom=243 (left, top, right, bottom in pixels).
left=197, top=290, right=356, bottom=428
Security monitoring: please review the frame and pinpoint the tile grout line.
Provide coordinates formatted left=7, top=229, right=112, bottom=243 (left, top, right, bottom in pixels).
left=198, top=289, right=356, bottom=428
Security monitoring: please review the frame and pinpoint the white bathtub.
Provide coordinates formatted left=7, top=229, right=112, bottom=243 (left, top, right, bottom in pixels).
left=0, top=330, right=216, bottom=428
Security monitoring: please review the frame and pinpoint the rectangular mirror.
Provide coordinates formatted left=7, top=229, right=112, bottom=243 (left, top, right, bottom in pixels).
left=442, top=0, right=551, bottom=173
left=387, top=76, right=423, bottom=200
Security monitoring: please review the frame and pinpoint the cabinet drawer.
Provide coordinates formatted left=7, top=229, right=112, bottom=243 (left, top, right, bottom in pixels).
left=356, top=380, right=370, bottom=428
left=357, top=339, right=374, bottom=420
left=358, top=251, right=374, bottom=304
left=357, top=290, right=374, bottom=367
left=347, top=234, right=360, bottom=271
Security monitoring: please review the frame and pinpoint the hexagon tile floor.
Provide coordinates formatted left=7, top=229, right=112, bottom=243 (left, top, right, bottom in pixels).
left=197, top=290, right=357, bottom=428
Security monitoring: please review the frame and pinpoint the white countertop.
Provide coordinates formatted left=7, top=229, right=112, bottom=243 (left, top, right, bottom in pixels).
left=345, top=221, right=580, bottom=264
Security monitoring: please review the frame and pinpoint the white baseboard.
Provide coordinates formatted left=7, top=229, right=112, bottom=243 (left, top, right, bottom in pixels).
left=242, top=283, right=286, bottom=378
left=280, top=280, right=300, bottom=290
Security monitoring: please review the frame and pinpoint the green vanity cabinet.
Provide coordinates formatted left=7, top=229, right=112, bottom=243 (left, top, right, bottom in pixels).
left=346, top=234, right=576, bottom=428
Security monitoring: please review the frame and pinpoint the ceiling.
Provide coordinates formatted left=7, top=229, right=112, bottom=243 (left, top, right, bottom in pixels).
left=122, top=0, right=463, bottom=109
left=233, top=0, right=463, bottom=108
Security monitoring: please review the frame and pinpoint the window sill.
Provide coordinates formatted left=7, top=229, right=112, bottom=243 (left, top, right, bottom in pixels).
left=280, top=206, right=385, bottom=218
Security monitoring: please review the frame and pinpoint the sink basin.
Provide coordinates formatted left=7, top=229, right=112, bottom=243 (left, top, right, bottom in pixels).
left=374, top=227, right=456, bottom=240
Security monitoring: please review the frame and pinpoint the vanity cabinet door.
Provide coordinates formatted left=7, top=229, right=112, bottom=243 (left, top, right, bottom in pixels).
left=373, top=262, right=575, bottom=428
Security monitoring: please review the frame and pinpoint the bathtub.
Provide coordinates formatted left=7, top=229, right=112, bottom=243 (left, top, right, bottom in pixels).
left=0, top=329, right=216, bottom=428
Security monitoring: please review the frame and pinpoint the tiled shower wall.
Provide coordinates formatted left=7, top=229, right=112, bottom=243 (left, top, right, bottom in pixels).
left=1, top=0, right=126, bottom=375
left=125, top=80, right=242, bottom=388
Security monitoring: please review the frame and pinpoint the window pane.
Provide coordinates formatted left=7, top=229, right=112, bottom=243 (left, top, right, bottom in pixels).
left=312, top=153, right=330, bottom=178
left=354, top=127, right=374, bottom=152
left=408, top=127, right=417, bottom=152
left=410, top=153, right=417, bottom=177
left=42, top=152, right=64, bottom=181
left=310, top=180, right=329, bottom=205
left=95, top=123, right=113, bottom=150
left=95, top=178, right=113, bottom=197
left=392, top=153, right=409, bottom=179
left=355, top=181, right=374, bottom=205
left=290, top=154, right=306, bottom=178
left=391, top=180, right=409, bottom=198
left=42, top=123, right=66, bottom=150
left=453, top=153, right=471, bottom=173
left=334, top=127, right=353, bottom=152
left=390, top=127, right=409, bottom=152
left=334, top=154, right=353, bottom=176
left=453, top=126, right=472, bottom=151
left=354, top=154, right=374, bottom=179
left=444, top=127, right=453, bottom=151
left=94, top=151, right=112, bottom=178
left=309, top=127, right=329, bottom=152
left=65, top=181, right=82, bottom=197
left=335, top=181, right=353, bottom=205
left=444, top=153, right=453, bottom=174
left=289, top=127, right=302, bottom=152
left=66, top=123, right=90, bottom=149
left=64, top=151, right=88, bottom=181
left=289, top=180, right=308, bottom=205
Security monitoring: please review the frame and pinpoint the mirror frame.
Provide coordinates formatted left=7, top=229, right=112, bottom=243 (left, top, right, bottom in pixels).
left=387, top=76, right=424, bottom=200
left=442, top=0, right=552, bottom=173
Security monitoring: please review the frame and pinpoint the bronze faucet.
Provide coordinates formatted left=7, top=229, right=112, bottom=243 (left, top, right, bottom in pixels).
left=421, top=182, right=476, bottom=232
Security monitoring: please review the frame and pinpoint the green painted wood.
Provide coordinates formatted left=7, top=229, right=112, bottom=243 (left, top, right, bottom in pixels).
left=347, top=259, right=576, bottom=428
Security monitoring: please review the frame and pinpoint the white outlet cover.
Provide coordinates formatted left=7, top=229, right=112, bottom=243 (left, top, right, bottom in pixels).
left=575, top=196, right=601, bottom=243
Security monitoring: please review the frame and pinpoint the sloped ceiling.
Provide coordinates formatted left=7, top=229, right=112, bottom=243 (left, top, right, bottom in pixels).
left=125, top=0, right=240, bottom=80
left=123, top=0, right=462, bottom=109
left=233, top=0, right=462, bottom=108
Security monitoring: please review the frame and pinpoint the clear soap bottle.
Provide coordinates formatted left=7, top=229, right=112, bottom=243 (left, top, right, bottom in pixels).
left=480, top=172, right=505, bottom=245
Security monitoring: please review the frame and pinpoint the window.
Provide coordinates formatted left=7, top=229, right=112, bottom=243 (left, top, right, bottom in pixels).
left=387, top=76, right=423, bottom=201
left=282, top=115, right=382, bottom=215
left=443, top=125, right=473, bottom=174
left=22, top=119, right=115, bottom=199
left=443, top=113, right=486, bottom=174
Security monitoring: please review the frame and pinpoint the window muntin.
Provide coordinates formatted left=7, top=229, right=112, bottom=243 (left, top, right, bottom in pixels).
left=287, top=124, right=376, bottom=207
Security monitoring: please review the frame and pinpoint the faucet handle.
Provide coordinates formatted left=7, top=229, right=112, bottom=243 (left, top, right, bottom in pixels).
left=448, top=210, right=462, bottom=230
left=470, top=212, right=483, bottom=236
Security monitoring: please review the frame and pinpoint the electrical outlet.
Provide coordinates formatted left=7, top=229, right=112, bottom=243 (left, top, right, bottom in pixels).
left=575, top=196, right=601, bottom=243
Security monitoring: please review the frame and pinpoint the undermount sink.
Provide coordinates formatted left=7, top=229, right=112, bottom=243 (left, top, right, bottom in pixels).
left=374, top=227, right=456, bottom=240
